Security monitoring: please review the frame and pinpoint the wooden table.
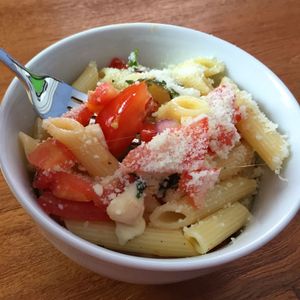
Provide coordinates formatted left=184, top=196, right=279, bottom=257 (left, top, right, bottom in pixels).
left=0, top=0, right=299, bottom=299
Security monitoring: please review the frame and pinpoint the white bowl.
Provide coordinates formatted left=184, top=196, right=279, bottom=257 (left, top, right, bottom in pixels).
left=1, top=23, right=300, bottom=284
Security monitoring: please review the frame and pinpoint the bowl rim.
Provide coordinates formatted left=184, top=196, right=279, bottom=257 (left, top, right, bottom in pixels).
left=1, top=22, right=300, bottom=272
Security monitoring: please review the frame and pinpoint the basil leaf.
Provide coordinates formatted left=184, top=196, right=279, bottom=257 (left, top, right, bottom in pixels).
left=136, top=178, right=147, bottom=199
left=128, top=49, right=139, bottom=68
left=125, top=80, right=135, bottom=85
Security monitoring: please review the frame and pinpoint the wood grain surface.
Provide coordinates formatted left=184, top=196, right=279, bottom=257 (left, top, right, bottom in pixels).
left=0, top=0, right=299, bottom=299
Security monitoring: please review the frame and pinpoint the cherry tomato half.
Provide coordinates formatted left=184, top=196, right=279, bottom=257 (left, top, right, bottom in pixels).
left=96, top=82, right=151, bottom=158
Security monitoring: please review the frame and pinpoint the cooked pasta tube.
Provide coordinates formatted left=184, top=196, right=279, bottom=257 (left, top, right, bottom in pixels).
left=19, top=132, right=39, bottom=159
left=171, top=59, right=215, bottom=95
left=154, top=95, right=210, bottom=122
left=149, top=177, right=256, bottom=229
left=221, top=77, right=289, bottom=174
left=183, top=202, right=250, bottom=254
left=42, top=118, right=118, bottom=177
left=193, top=57, right=225, bottom=77
left=72, top=61, right=98, bottom=93
left=218, top=142, right=254, bottom=181
left=33, top=117, right=49, bottom=140
left=65, top=220, right=198, bottom=257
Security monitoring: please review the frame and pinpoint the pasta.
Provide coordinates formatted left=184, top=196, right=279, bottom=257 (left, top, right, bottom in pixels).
left=217, top=142, right=254, bottom=180
left=42, top=117, right=118, bottom=177
left=153, top=95, right=210, bottom=123
left=22, top=51, right=289, bottom=258
left=183, top=202, right=250, bottom=254
left=222, top=77, right=289, bottom=173
left=72, top=61, right=99, bottom=93
left=19, top=132, right=39, bottom=159
left=149, top=177, right=257, bottom=229
left=65, top=220, right=198, bottom=257
left=170, top=57, right=225, bottom=95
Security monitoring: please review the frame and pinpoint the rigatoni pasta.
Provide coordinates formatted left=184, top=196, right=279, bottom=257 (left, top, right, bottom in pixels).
left=21, top=51, right=289, bottom=258
left=149, top=177, right=257, bottom=229
left=65, top=220, right=198, bottom=257
left=183, top=202, right=250, bottom=254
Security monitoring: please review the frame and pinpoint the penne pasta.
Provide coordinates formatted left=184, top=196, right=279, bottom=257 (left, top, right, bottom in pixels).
left=33, top=117, right=49, bottom=140
left=149, top=177, right=257, bottom=229
left=65, top=220, right=198, bottom=257
left=153, top=95, right=210, bottom=123
left=19, top=132, right=39, bottom=159
left=183, top=202, right=250, bottom=254
left=42, top=118, right=118, bottom=177
left=222, top=77, right=289, bottom=174
left=217, top=142, right=254, bottom=181
left=72, top=61, right=99, bottom=93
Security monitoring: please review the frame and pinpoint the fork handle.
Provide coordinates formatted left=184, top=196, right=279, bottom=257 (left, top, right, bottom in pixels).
left=0, top=48, right=32, bottom=85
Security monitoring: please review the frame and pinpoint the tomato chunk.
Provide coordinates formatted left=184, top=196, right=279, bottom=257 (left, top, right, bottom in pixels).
left=179, top=168, right=220, bottom=208
left=96, top=81, right=151, bottom=158
left=38, top=192, right=109, bottom=221
left=122, top=117, right=209, bottom=174
left=140, top=123, right=157, bottom=142
left=62, top=104, right=94, bottom=126
left=28, top=139, right=76, bottom=171
left=49, top=172, right=100, bottom=202
left=33, top=170, right=55, bottom=189
left=87, top=83, right=119, bottom=114
left=109, top=57, right=127, bottom=69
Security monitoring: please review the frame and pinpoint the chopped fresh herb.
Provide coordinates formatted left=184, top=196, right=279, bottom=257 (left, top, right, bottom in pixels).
left=157, top=174, right=180, bottom=199
left=128, top=49, right=139, bottom=68
left=136, top=178, right=147, bottom=199
left=125, top=80, right=135, bottom=85
left=169, top=88, right=179, bottom=98
left=144, top=79, right=179, bottom=99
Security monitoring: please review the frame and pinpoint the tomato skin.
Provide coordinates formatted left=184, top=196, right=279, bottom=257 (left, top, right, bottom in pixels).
left=109, top=57, right=127, bottom=69
left=179, top=168, right=220, bottom=209
left=75, top=106, right=94, bottom=126
left=87, top=83, right=119, bottom=114
left=51, top=172, right=100, bottom=202
left=96, top=82, right=151, bottom=158
left=63, top=104, right=94, bottom=126
left=33, top=170, right=54, bottom=189
left=34, top=171, right=100, bottom=202
left=140, top=123, right=157, bottom=142
left=28, top=139, right=76, bottom=171
left=38, top=192, right=109, bottom=221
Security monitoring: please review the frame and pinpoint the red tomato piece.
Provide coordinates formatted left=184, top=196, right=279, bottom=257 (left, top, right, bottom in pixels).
left=179, top=168, right=220, bottom=208
left=233, top=106, right=242, bottom=123
left=122, top=117, right=209, bottom=174
left=62, top=104, right=94, bottom=126
left=87, top=83, right=119, bottom=114
left=38, top=192, right=109, bottom=221
left=49, top=172, right=99, bottom=202
left=109, top=57, right=127, bottom=69
left=33, top=170, right=55, bottom=189
left=75, top=106, right=94, bottom=126
left=28, top=139, right=76, bottom=171
left=140, top=123, right=157, bottom=142
left=96, top=81, right=151, bottom=158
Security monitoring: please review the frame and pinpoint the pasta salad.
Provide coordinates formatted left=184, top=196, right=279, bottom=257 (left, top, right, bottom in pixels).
left=19, top=51, right=289, bottom=257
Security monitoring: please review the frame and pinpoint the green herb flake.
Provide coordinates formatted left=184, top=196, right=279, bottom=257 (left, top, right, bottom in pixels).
left=169, top=88, right=179, bottom=98
left=125, top=80, right=135, bottom=85
left=127, top=49, right=139, bottom=68
left=136, top=178, right=147, bottom=199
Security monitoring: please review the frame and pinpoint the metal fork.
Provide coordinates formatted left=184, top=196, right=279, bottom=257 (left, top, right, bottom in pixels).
left=0, top=48, right=87, bottom=118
